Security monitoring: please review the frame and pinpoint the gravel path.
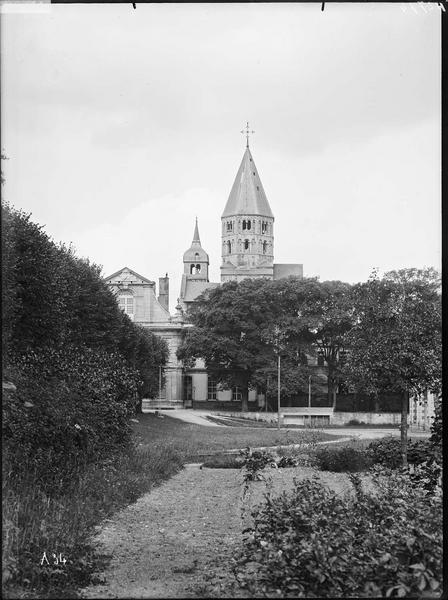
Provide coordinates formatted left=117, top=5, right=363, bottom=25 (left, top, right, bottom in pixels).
left=81, top=464, right=360, bottom=599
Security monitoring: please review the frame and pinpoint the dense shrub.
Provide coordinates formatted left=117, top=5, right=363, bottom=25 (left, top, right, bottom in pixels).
left=366, top=437, right=432, bottom=469
left=315, top=446, right=371, bottom=472
left=236, top=468, right=442, bottom=597
left=3, top=345, right=141, bottom=489
left=409, top=406, right=443, bottom=496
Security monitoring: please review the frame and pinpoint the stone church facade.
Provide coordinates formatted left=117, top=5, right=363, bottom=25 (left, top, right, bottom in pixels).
left=105, top=142, right=312, bottom=409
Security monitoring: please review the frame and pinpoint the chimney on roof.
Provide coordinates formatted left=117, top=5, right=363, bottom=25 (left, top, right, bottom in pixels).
left=158, top=274, right=169, bottom=311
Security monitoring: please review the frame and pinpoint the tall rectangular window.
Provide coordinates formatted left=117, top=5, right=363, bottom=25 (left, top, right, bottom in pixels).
left=208, top=378, right=217, bottom=400
left=232, top=386, right=242, bottom=401
left=118, top=294, right=134, bottom=321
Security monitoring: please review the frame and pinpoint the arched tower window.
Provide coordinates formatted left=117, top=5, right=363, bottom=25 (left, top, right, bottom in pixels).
left=247, top=220, right=251, bottom=230
left=242, top=220, right=247, bottom=230
left=262, top=241, right=267, bottom=254
left=194, top=252, right=200, bottom=261
left=190, top=264, right=202, bottom=274
left=227, top=240, right=232, bottom=254
left=244, top=239, right=250, bottom=251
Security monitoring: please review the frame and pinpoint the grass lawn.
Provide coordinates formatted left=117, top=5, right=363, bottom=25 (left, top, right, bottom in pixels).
left=131, top=413, right=342, bottom=460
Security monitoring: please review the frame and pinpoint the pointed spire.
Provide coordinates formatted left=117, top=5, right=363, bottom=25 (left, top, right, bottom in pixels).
left=192, top=217, right=201, bottom=245
left=222, top=147, right=274, bottom=218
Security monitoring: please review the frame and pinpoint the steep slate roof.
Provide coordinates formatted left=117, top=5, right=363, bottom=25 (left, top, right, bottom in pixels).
left=222, top=147, right=274, bottom=218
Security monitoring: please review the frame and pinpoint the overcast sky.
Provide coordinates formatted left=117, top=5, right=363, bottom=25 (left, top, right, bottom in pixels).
left=1, top=3, right=441, bottom=312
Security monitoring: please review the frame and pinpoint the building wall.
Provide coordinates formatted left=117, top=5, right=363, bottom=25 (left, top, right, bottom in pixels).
left=221, top=265, right=274, bottom=282
left=144, top=325, right=184, bottom=403
left=409, top=392, right=437, bottom=429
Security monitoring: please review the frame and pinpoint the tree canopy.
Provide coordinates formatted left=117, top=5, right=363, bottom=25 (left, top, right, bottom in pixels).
left=341, top=268, right=441, bottom=465
left=178, top=276, right=335, bottom=410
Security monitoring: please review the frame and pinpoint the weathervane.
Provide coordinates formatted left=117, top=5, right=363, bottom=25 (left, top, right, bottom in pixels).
left=241, top=121, right=255, bottom=148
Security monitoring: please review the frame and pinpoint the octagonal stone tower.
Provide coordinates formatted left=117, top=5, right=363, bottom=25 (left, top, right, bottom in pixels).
left=220, top=146, right=274, bottom=282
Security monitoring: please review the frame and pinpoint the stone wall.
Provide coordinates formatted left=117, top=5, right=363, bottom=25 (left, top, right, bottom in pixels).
left=331, top=412, right=401, bottom=425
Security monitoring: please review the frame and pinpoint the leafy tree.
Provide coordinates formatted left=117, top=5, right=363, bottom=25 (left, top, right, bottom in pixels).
left=178, top=278, right=279, bottom=410
left=342, top=268, right=441, bottom=466
left=297, top=280, right=354, bottom=408
left=178, top=277, right=319, bottom=410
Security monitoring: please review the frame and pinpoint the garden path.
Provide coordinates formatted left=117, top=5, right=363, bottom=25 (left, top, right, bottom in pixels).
left=81, top=464, right=356, bottom=599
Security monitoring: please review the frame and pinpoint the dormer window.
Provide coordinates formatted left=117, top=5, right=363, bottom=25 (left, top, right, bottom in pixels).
left=118, top=293, right=134, bottom=321
left=194, top=252, right=200, bottom=261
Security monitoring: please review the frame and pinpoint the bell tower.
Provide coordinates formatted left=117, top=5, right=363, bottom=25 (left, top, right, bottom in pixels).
left=183, top=218, right=209, bottom=281
left=221, top=124, right=274, bottom=282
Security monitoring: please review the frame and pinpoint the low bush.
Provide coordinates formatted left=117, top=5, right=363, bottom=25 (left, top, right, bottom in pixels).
left=236, top=467, right=442, bottom=597
left=276, top=455, right=300, bottom=468
left=314, top=446, right=372, bottom=472
left=240, top=448, right=276, bottom=481
left=366, top=437, right=432, bottom=469
left=347, top=419, right=364, bottom=426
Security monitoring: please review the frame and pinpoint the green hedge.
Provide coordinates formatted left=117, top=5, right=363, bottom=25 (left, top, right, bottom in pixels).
left=2, top=202, right=168, bottom=482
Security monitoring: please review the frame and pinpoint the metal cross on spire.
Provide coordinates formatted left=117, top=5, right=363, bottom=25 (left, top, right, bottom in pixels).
left=241, top=121, right=255, bottom=148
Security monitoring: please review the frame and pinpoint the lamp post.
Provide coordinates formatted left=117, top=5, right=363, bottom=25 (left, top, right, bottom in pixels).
left=308, top=375, right=312, bottom=428
left=266, top=376, right=270, bottom=413
left=158, top=365, right=162, bottom=410
left=262, top=325, right=287, bottom=430
left=277, top=351, right=281, bottom=430
left=308, top=375, right=312, bottom=409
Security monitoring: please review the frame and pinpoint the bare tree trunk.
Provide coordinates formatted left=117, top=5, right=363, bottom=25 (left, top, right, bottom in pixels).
left=332, top=388, right=337, bottom=410
left=401, top=390, right=408, bottom=468
left=241, top=386, right=249, bottom=412
left=374, top=395, right=380, bottom=412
